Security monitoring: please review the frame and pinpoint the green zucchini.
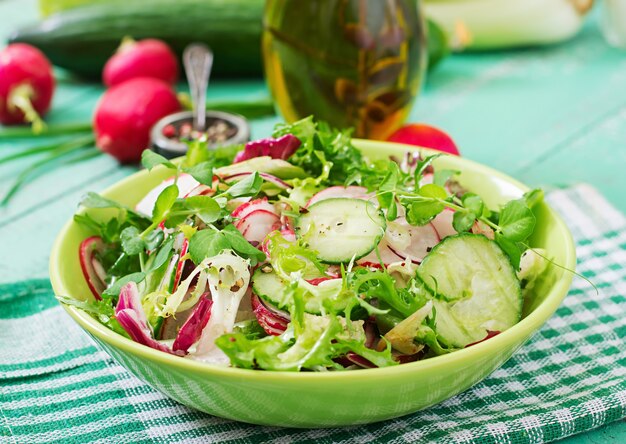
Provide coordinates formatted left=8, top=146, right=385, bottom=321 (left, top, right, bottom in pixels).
left=13, top=1, right=449, bottom=79
left=10, top=0, right=265, bottom=78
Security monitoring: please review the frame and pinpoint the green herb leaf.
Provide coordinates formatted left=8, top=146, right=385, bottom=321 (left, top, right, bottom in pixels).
left=495, top=232, right=522, bottom=269
left=141, top=150, right=177, bottom=171
left=452, top=211, right=475, bottom=233
left=146, top=237, right=175, bottom=273
left=224, top=172, right=262, bottom=198
left=184, top=195, right=221, bottom=224
left=144, top=229, right=165, bottom=251
left=378, top=162, right=399, bottom=220
left=80, top=192, right=125, bottom=210
left=152, top=184, right=179, bottom=223
left=406, top=200, right=445, bottom=226
left=418, top=183, right=448, bottom=200
left=183, top=161, right=214, bottom=186
left=120, top=226, right=145, bottom=255
left=102, top=272, right=146, bottom=298
left=462, top=193, right=484, bottom=217
left=524, top=189, right=544, bottom=209
left=184, top=139, right=211, bottom=167
left=188, top=229, right=231, bottom=264
left=433, top=169, right=458, bottom=187
left=222, top=224, right=267, bottom=266
left=499, top=199, right=536, bottom=242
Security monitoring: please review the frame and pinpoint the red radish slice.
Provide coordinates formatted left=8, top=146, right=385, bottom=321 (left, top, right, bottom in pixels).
left=172, top=294, right=213, bottom=353
left=419, top=173, right=434, bottom=186
left=232, top=197, right=277, bottom=219
left=345, top=352, right=377, bottom=368
left=472, top=220, right=495, bottom=240
left=135, top=174, right=200, bottom=216
left=357, top=240, right=403, bottom=268
left=431, top=208, right=457, bottom=239
left=235, top=210, right=281, bottom=246
left=386, top=217, right=440, bottom=264
left=466, top=330, right=500, bottom=347
left=306, top=276, right=341, bottom=286
left=222, top=172, right=291, bottom=190
left=79, top=236, right=107, bottom=300
left=171, top=239, right=189, bottom=292
left=251, top=293, right=290, bottom=336
left=305, top=186, right=372, bottom=208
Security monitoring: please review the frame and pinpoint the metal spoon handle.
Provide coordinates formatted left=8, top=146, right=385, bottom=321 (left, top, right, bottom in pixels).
left=183, top=43, right=213, bottom=131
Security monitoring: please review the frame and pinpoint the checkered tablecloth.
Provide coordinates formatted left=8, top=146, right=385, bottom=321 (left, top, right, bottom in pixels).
left=1, top=184, right=625, bottom=443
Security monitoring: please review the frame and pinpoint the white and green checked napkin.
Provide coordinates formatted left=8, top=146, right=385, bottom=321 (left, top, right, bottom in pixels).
left=1, top=184, right=625, bottom=444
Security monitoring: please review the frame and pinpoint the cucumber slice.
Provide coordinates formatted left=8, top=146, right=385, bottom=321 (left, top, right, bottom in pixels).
left=252, top=268, right=346, bottom=314
left=295, top=198, right=386, bottom=263
left=418, top=234, right=522, bottom=348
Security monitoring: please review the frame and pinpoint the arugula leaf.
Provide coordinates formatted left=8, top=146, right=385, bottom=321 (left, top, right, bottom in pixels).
left=188, top=229, right=231, bottom=264
left=120, top=226, right=145, bottom=255
left=141, top=150, right=177, bottom=171
left=152, top=184, right=179, bottom=223
left=498, top=199, right=536, bottom=242
left=183, top=161, right=214, bottom=186
left=184, top=195, right=221, bottom=224
left=80, top=192, right=126, bottom=210
left=55, top=294, right=129, bottom=338
left=224, top=172, right=262, bottom=198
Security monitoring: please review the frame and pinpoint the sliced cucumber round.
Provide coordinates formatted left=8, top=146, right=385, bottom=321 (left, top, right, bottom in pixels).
left=417, top=233, right=522, bottom=348
left=252, top=268, right=347, bottom=314
left=295, top=198, right=386, bottom=263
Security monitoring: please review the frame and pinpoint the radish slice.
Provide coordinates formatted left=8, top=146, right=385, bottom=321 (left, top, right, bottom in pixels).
left=222, top=172, right=292, bottom=190
left=346, top=352, right=376, bottom=368
left=386, top=217, right=440, bottom=264
left=171, top=239, right=189, bottom=292
left=472, top=220, right=495, bottom=240
left=305, top=186, right=372, bottom=208
left=431, top=208, right=457, bottom=239
left=135, top=173, right=199, bottom=216
left=235, top=209, right=281, bottom=246
left=172, top=294, right=213, bottom=353
left=305, top=276, right=341, bottom=286
left=357, top=240, right=403, bottom=268
left=251, top=293, right=290, bottom=336
left=79, top=236, right=107, bottom=300
left=232, top=197, right=277, bottom=219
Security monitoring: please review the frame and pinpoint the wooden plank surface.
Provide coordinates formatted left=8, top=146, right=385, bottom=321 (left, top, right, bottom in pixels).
left=0, top=1, right=624, bottom=442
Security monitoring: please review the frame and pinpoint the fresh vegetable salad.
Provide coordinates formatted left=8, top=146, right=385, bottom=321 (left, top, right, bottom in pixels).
left=62, top=117, right=548, bottom=371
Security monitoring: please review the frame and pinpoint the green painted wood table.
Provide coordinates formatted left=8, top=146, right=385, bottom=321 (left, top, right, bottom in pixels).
left=1, top=0, right=624, bottom=442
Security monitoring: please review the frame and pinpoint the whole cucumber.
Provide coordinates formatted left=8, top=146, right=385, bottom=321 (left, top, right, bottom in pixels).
left=12, top=0, right=449, bottom=79
left=10, top=0, right=265, bottom=79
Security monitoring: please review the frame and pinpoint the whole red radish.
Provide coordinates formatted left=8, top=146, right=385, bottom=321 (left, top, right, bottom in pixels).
left=388, top=123, right=460, bottom=156
left=0, top=43, right=54, bottom=132
left=94, top=77, right=180, bottom=163
left=103, top=38, right=179, bottom=87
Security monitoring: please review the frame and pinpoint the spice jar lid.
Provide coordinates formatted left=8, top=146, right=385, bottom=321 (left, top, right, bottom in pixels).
left=150, top=110, right=251, bottom=159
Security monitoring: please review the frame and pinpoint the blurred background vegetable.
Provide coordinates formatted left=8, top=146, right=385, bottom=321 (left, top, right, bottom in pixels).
left=12, top=0, right=450, bottom=81
left=423, top=0, right=594, bottom=50
left=0, top=43, right=54, bottom=133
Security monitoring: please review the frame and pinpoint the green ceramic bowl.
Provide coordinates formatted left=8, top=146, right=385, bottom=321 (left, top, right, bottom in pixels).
left=49, top=140, right=576, bottom=428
